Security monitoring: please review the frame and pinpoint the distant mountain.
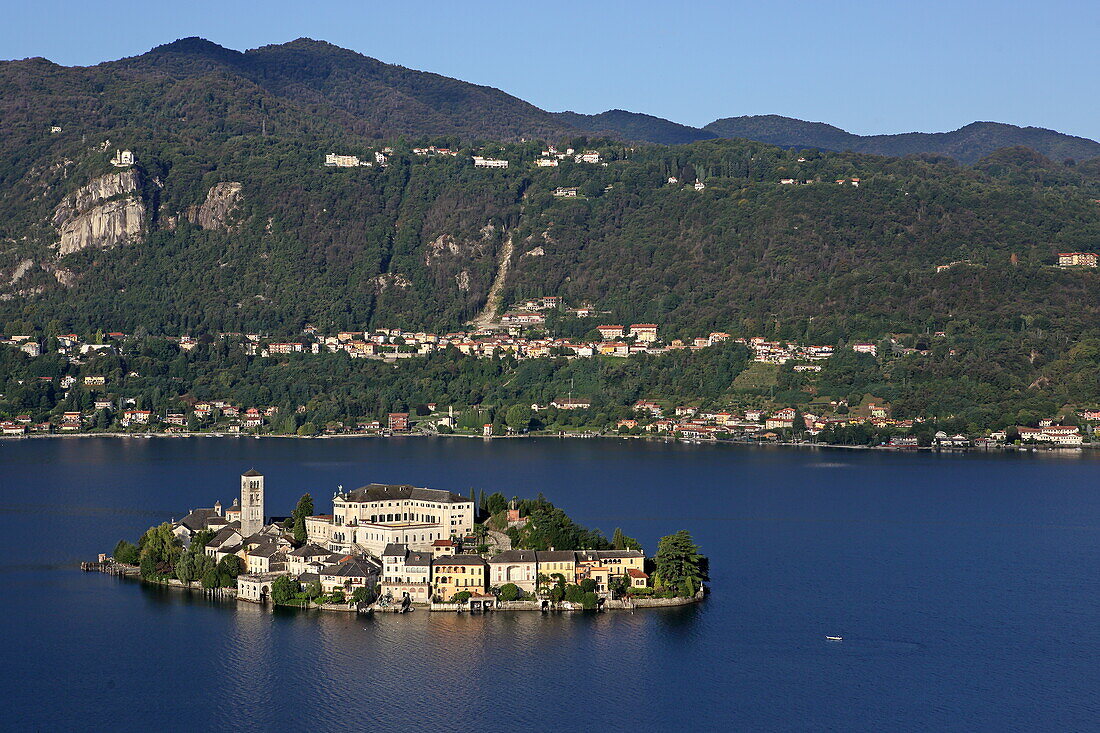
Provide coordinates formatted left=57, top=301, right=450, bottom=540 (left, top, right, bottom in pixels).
left=1, top=37, right=575, bottom=143
left=554, top=109, right=716, bottom=145
left=704, top=115, right=1100, bottom=163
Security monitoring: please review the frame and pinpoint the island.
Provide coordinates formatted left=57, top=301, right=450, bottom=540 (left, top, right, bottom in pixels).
left=92, top=470, right=708, bottom=614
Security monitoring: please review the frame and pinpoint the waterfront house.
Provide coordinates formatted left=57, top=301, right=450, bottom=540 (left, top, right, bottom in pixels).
left=535, top=550, right=576, bottom=587
left=432, top=555, right=488, bottom=601
left=380, top=544, right=434, bottom=604
left=574, top=550, right=646, bottom=588
left=488, top=549, right=538, bottom=594
left=319, top=555, right=381, bottom=596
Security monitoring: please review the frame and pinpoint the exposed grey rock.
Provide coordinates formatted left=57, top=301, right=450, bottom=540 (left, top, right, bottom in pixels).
left=187, top=181, right=243, bottom=230
left=52, top=171, right=145, bottom=256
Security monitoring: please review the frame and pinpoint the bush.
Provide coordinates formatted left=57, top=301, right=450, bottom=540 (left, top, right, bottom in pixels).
left=581, top=592, right=599, bottom=610
left=139, top=554, right=157, bottom=579
left=329, top=590, right=346, bottom=604
left=564, top=584, right=585, bottom=604
left=351, top=586, right=375, bottom=604
left=580, top=578, right=598, bottom=593
left=271, top=575, right=301, bottom=604
left=499, top=583, right=522, bottom=602
left=451, top=591, right=472, bottom=604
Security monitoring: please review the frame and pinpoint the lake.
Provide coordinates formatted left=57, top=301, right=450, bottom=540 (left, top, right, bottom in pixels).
left=2, top=436, right=1099, bottom=731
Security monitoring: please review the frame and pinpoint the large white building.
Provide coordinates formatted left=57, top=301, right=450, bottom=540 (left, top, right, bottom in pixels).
left=307, top=483, right=475, bottom=556
left=472, top=156, right=508, bottom=168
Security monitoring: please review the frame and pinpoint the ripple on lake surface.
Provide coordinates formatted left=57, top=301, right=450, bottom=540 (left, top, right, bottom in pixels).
left=3, top=437, right=1100, bottom=731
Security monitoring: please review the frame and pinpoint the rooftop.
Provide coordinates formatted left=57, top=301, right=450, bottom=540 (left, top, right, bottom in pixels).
left=339, top=483, right=472, bottom=504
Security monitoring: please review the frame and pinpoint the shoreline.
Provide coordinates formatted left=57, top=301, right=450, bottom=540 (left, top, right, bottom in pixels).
left=89, top=562, right=704, bottom=615
left=11, top=430, right=1097, bottom=454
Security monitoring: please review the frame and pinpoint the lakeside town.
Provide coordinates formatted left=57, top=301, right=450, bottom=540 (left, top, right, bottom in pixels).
left=94, top=470, right=707, bottom=613
left=3, top=301, right=1098, bottom=449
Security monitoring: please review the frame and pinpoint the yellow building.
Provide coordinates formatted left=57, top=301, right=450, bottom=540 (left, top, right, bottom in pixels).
left=432, top=555, right=487, bottom=601
left=574, top=550, right=645, bottom=592
left=535, top=550, right=577, bottom=587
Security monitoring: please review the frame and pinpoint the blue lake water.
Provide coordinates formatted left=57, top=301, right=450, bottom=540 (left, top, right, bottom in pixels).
left=2, top=436, right=1099, bottom=731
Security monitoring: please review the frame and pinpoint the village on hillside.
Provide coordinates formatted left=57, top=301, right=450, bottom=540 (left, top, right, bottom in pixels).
left=2, top=299, right=1097, bottom=448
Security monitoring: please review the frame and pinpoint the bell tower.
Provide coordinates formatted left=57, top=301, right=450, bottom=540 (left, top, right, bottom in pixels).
left=240, top=469, right=265, bottom=538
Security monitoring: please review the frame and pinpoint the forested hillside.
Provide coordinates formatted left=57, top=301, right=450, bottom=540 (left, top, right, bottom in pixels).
left=1, top=38, right=1099, bottom=432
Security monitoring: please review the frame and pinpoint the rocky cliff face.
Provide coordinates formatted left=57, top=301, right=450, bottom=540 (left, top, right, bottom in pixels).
left=187, top=181, right=243, bottom=230
left=52, top=171, right=146, bottom=256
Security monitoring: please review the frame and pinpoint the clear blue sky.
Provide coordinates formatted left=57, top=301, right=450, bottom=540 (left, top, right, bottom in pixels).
left=3, top=0, right=1097, bottom=140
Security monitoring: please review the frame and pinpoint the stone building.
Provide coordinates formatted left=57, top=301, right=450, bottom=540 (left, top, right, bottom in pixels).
left=240, top=469, right=265, bottom=538
left=487, top=549, right=538, bottom=594
left=308, top=483, right=475, bottom=556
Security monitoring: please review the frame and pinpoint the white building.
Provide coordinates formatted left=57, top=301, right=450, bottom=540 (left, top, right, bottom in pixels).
left=473, top=156, right=509, bottom=168
left=309, top=483, right=475, bottom=556
left=325, top=153, right=364, bottom=167
left=380, top=544, right=434, bottom=603
left=575, top=151, right=601, bottom=164
left=110, top=149, right=135, bottom=167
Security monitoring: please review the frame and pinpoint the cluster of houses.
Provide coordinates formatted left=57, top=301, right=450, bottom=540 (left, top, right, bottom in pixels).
left=321, top=144, right=606, bottom=171
left=618, top=402, right=893, bottom=439
left=171, top=472, right=648, bottom=607
left=779, top=176, right=860, bottom=187
left=1058, top=252, right=1098, bottom=268
left=2, top=326, right=1096, bottom=445
left=615, top=398, right=1089, bottom=447
left=245, top=317, right=748, bottom=363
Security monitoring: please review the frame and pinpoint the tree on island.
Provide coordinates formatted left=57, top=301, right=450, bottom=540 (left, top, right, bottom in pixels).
left=113, top=539, right=139, bottom=565
left=611, top=527, right=643, bottom=551
left=351, top=586, right=376, bottom=605
left=174, top=553, right=196, bottom=584
left=201, top=568, right=219, bottom=589
left=654, top=530, right=708, bottom=596
left=216, top=554, right=242, bottom=585
left=289, top=494, right=315, bottom=545
left=271, top=575, right=301, bottom=605
left=138, top=522, right=181, bottom=577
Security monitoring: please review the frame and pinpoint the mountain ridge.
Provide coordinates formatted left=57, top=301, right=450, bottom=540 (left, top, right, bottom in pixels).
left=703, top=116, right=1100, bottom=163
left=5, top=37, right=1097, bottom=162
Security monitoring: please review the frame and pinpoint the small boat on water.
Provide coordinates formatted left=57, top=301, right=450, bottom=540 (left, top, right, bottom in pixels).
left=825, top=636, right=843, bottom=641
